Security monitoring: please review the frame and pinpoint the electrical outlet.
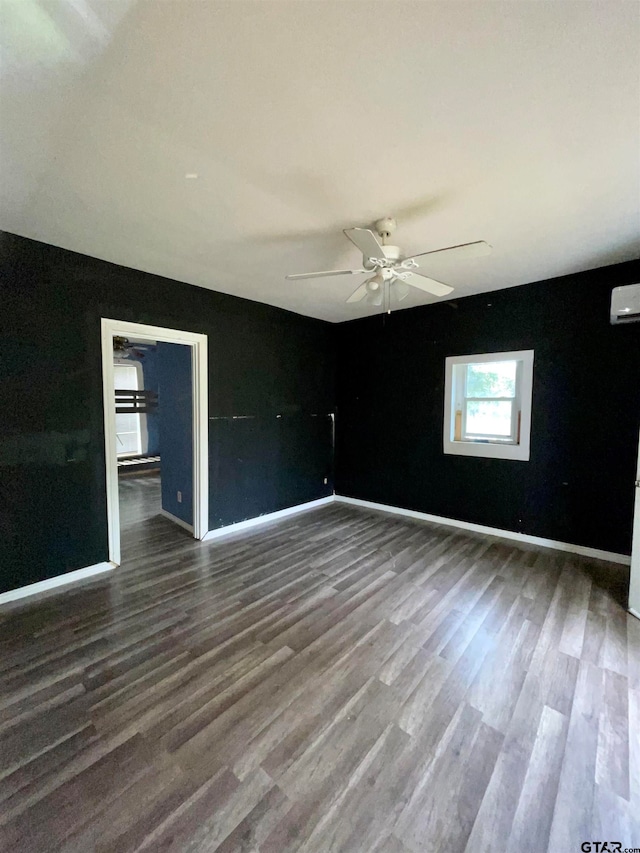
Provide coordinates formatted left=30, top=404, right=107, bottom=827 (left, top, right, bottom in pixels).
left=177, top=491, right=182, bottom=503
left=323, top=477, right=328, bottom=485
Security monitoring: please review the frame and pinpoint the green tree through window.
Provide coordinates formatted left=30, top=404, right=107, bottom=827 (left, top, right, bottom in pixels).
left=465, top=361, right=516, bottom=398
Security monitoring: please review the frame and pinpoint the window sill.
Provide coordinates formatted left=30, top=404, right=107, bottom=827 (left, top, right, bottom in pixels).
left=443, top=439, right=530, bottom=461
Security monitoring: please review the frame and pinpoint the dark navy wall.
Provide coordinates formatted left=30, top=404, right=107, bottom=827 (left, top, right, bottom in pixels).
left=335, top=260, right=640, bottom=556
left=3, top=227, right=635, bottom=596
left=0, top=232, right=334, bottom=593
left=157, top=342, right=192, bottom=524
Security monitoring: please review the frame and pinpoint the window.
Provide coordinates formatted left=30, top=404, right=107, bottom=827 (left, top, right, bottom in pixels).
left=114, top=362, right=142, bottom=457
left=443, top=350, right=534, bottom=460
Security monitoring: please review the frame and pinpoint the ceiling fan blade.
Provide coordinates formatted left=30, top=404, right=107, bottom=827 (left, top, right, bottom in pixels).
left=404, top=241, right=492, bottom=264
left=343, top=228, right=385, bottom=260
left=286, top=269, right=365, bottom=280
left=346, top=283, right=368, bottom=303
left=403, top=271, right=454, bottom=297
left=392, top=280, right=410, bottom=301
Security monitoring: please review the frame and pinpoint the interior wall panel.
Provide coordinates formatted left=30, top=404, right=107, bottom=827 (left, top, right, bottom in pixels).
left=335, top=260, right=640, bottom=555
left=0, top=232, right=335, bottom=593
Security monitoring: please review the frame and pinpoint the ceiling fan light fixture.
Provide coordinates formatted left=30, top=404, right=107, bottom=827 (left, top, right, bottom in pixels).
left=365, top=274, right=384, bottom=294
left=363, top=275, right=384, bottom=306
left=365, top=290, right=384, bottom=307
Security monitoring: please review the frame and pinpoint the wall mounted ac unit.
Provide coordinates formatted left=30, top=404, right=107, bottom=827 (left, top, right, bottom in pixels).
left=610, top=284, right=640, bottom=324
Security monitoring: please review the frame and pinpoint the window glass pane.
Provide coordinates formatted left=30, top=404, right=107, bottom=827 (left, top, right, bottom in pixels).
left=465, top=401, right=513, bottom=437
left=114, top=364, right=139, bottom=390
left=466, top=361, right=516, bottom=398
left=114, top=364, right=142, bottom=457
left=116, top=413, right=138, bottom=433
left=116, top=431, right=140, bottom=454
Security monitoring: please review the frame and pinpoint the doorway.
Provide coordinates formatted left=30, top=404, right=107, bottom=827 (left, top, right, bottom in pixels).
left=101, top=319, right=208, bottom=565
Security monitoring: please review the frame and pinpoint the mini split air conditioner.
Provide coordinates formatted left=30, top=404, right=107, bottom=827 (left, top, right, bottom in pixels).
left=610, top=284, right=640, bottom=324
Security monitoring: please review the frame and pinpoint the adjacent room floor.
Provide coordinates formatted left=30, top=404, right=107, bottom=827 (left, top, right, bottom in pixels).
left=118, top=471, right=164, bottom=543
left=0, top=478, right=638, bottom=852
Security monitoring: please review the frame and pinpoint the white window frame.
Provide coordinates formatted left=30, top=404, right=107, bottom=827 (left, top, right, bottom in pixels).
left=443, top=350, right=534, bottom=461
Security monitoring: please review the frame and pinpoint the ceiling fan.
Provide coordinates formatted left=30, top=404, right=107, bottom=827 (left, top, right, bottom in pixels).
left=285, top=218, right=491, bottom=312
left=113, top=336, right=154, bottom=359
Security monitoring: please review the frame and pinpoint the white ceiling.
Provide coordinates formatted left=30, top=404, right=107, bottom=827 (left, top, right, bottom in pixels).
left=1, top=1, right=639, bottom=323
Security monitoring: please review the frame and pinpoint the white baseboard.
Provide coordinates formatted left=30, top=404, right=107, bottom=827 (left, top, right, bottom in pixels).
left=0, top=562, right=115, bottom=607
left=335, top=495, right=631, bottom=566
left=203, top=496, right=334, bottom=542
left=160, top=508, right=194, bottom=533
left=629, top=607, right=640, bottom=621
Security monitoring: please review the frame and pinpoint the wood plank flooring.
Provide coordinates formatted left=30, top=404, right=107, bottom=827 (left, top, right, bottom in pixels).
left=0, top=474, right=638, bottom=852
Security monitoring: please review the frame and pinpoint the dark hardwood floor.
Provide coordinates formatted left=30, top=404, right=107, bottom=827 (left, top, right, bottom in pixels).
left=1, top=475, right=638, bottom=852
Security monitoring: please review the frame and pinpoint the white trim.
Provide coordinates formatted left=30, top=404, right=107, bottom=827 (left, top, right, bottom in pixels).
left=628, top=430, right=640, bottom=615
left=202, top=496, right=334, bottom=541
left=0, top=562, right=115, bottom=607
left=629, top=607, right=640, bottom=621
left=443, top=350, right=534, bottom=461
left=160, top=508, right=194, bottom=533
left=335, top=495, right=631, bottom=565
left=190, top=329, right=209, bottom=544
left=102, top=319, right=209, bottom=565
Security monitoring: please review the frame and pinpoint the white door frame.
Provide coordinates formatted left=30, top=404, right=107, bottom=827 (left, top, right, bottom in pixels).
left=628, top=429, right=640, bottom=620
left=101, top=318, right=208, bottom=565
